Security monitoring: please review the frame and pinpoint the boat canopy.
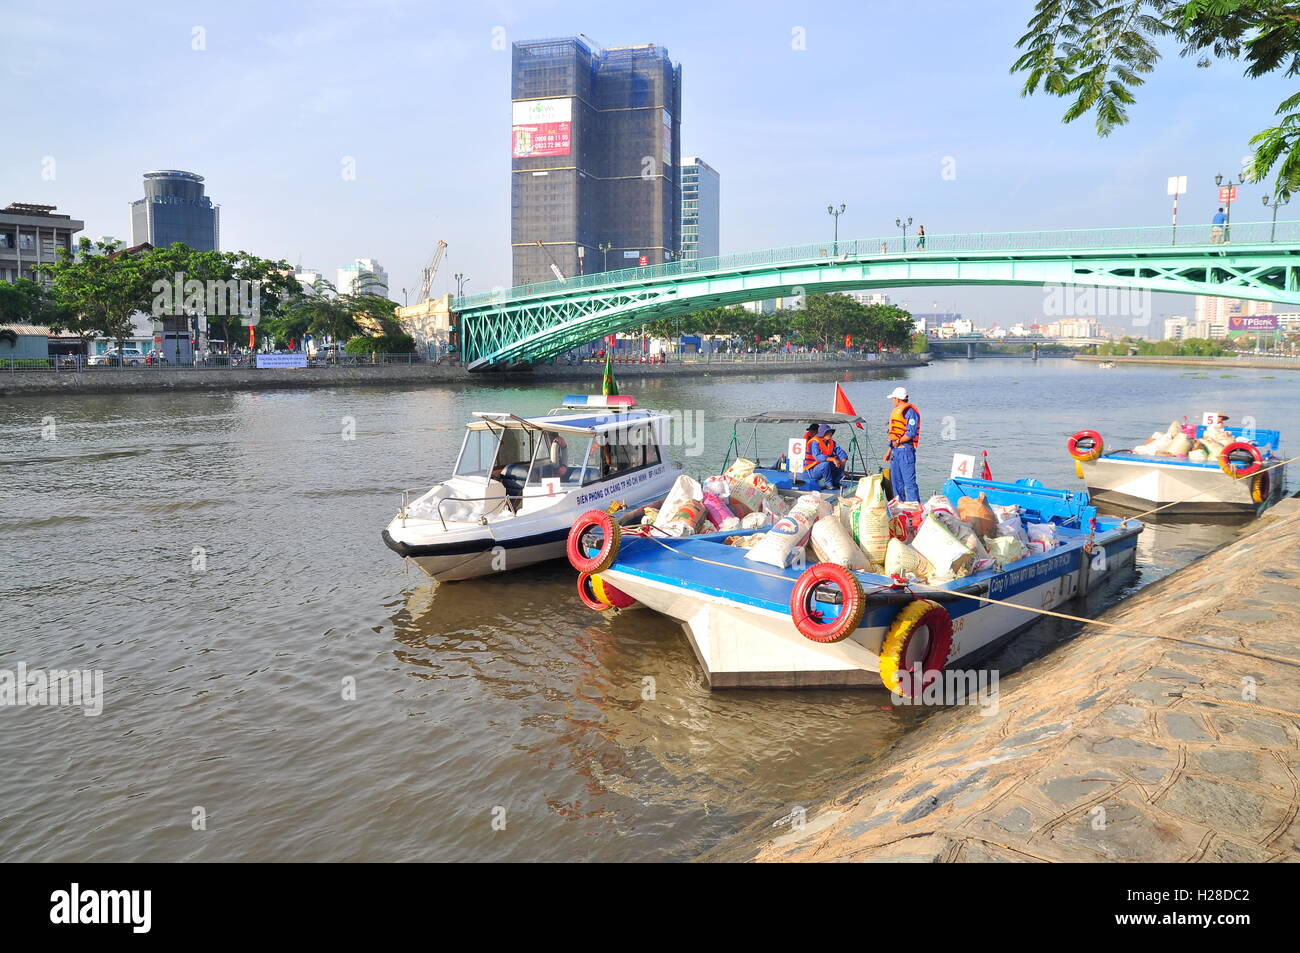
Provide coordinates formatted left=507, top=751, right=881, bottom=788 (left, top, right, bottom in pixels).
left=729, top=410, right=866, bottom=425
left=467, top=409, right=669, bottom=436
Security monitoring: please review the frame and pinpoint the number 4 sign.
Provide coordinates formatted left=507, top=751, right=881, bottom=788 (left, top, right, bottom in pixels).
left=950, top=453, right=975, bottom=477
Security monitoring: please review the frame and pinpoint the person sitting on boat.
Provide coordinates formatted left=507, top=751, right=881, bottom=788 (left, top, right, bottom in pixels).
left=884, top=386, right=922, bottom=502
left=803, top=424, right=847, bottom=490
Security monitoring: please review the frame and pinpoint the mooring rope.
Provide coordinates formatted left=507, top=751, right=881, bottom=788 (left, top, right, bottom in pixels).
left=627, top=521, right=1300, bottom=676
left=1118, top=452, right=1300, bottom=525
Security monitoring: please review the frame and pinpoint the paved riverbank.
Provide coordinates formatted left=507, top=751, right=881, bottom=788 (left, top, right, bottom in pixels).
left=1074, top=354, right=1300, bottom=371
left=0, top=354, right=928, bottom=397
left=706, top=497, right=1300, bottom=863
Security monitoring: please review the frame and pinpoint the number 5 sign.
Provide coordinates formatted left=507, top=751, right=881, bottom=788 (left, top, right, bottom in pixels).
left=950, top=453, right=975, bottom=477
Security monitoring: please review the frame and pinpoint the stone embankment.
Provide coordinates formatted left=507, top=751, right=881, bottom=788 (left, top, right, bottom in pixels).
left=709, top=498, right=1300, bottom=863
left=0, top=354, right=927, bottom=397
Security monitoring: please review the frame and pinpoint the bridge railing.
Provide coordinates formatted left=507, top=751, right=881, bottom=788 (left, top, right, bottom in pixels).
left=457, top=219, right=1300, bottom=311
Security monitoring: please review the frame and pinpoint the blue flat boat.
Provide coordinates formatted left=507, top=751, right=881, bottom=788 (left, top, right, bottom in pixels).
left=568, top=476, right=1142, bottom=691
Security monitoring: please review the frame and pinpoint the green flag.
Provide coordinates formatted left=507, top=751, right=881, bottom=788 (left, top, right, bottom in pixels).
left=602, top=351, right=618, bottom=396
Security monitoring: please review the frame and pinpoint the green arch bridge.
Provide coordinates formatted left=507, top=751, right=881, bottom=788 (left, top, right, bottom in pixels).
left=454, top=220, right=1300, bottom=370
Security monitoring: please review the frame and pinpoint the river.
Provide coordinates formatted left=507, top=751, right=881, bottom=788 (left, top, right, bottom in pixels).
left=1, top=358, right=1294, bottom=861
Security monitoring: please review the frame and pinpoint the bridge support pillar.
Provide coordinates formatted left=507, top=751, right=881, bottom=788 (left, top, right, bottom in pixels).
left=1032, top=342, right=1039, bottom=361
left=966, top=342, right=975, bottom=360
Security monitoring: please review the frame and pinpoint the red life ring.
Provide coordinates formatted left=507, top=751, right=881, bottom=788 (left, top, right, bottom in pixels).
left=1219, top=442, right=1263, bottom=478
left=566, top=510, right=621, bottom=573
left=1066, top=430, right=1104, bottom=462
left=576, top=572, right=636, bottom=611
left=789, top=563, right=867, bottom=644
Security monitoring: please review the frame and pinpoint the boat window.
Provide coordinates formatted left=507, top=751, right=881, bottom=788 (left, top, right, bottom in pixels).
left=527, top=432, right=587, bottom=486
left=583, top=429, right=655, bottom=483
left=454, top=428, right=502, bottom=479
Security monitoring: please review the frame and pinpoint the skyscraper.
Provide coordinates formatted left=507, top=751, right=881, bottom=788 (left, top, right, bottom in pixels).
left=130, top=170, right=219, bottom=251
left=679, top=157, right=719, bottom=261
left=511, top=36, right=681, bottom=286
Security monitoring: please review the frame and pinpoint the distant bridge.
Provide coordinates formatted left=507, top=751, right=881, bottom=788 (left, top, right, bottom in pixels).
left=926, top=336, right=1106, bottom=359
left=454, top=221, right=1300, bottom=370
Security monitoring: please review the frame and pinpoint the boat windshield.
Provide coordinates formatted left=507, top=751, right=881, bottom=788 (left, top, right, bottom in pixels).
left=453, top=428, right=503, bottom=479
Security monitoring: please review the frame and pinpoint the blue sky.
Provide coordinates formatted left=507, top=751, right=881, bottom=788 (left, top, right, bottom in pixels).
left=2, top=0, right=1290, bottom=326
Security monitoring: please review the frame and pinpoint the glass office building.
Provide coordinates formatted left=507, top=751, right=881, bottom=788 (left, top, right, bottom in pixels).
left=511, top=37, right=682, bottom=286
left=680, top=157, right=719, bottom=261
left=130, top=170, right=219, bottom=251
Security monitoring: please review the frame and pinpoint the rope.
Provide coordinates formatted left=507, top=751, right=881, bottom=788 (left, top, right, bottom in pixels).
left=1117, top=452, right=1299, bottom=525
left=1181, top=695, right=1300, bottom=721
left=628, top=525, right=1300, bottom=672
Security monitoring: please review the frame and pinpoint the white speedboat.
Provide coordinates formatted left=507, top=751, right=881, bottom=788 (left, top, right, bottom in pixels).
left=1071, top=424, right=1286, bottom=514
left=383, top=395, right=680, bottom=581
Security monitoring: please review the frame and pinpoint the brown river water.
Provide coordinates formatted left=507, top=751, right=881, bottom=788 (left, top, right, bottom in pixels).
left=1, top=359, right=1294, bottom=861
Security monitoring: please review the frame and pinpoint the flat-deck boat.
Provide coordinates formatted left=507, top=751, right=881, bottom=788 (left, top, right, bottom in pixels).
left=383, top=396, right=680, bottom=581
left=567, top=476, right=1142, bottom=691
left=1072, top=424, right=1286, bottom=514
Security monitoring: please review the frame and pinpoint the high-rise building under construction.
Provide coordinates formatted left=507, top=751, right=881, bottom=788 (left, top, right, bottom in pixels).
left=511, top=36, right=681, bottom=286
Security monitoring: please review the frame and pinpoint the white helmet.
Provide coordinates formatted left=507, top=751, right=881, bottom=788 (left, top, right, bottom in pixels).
left=886, top=386, right=909, bottom=400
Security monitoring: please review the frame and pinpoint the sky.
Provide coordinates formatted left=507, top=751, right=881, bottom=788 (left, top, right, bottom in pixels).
left=2, top=0, right=1292, bottom=328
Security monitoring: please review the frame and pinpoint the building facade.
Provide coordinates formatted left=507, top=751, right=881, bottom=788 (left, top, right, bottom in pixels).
left=337, top=259, right=389, bottom=296
left=130, top=170, right=219, bottom=251
left=0, top=203, right=84, bottom=282
left=511, top=36, right=682, bottom=286
left=680, top=157, right=719, bottom=261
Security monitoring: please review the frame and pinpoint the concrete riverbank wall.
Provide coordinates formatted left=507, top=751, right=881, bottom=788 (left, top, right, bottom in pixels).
left=1074, top=355, right=1300, bottom=371
left=0, top=355, right=928, bottom=398
left=707, top=498, right=1300, bottom=863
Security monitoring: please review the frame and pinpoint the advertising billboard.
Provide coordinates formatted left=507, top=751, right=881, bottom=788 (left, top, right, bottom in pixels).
left=1227, top=315, right=1279, bottom=334
left=512, top=98, right=572, bottom=158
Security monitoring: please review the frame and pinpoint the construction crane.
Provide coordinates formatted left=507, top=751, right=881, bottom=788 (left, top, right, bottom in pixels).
left=416, top=240, right=448, bottom=303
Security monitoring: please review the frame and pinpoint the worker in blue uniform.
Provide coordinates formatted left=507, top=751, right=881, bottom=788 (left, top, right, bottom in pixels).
left=884, top=386, right=922, bottom=502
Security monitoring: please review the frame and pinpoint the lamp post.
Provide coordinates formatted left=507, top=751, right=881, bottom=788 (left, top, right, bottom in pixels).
left=827, top=204, right=846, bottom=255
left=1263, top=191, right=1290, bottom=243
left=454, top=272, right=468, bottom=296
left=1215, top=172, right=1245, bottom=242
left=598, top=242, right=613, bottom=272
left=895, top=216, right=913, bottom=253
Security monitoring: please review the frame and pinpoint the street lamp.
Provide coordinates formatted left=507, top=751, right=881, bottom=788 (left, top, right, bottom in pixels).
left=598, top=242, right=613, bottom=272
left=454, top=272, right=468, bottom=296
left=895, top=216, right=913, bottom=253
left=1263, top=191, right=1290, bottom=243
left=1214, top=171, right=1245, bottom=242
left=827, top=204, right=846, bottom=255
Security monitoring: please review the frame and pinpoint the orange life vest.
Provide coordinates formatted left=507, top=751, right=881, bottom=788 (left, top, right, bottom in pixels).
left=803, top=435, right=829, bottom=470
left=888, top=402, right=921, bottom=449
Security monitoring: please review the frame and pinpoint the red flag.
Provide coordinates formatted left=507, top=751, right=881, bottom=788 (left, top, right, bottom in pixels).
left=980, top=450, right=992, bottom=480
left=845, top=333, right=852, bottom=348
left=248, top=324, right=255, bottom=348
left=833, top=382, right=865, bottom=429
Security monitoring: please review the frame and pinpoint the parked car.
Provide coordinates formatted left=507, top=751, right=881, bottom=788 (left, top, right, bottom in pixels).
left=312, top=343, right=346, bottom=362
left=88, top=347, right=145, bottom=367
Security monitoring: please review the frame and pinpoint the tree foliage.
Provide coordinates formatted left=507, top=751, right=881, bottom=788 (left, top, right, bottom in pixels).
left=1012, top=0, right=1300, bottom=193
left=640, top=295, right=915, bottom=351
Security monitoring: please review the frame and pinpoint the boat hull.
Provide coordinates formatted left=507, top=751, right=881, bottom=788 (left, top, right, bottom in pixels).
left=1082, top=455, right=1284, bottom=514
left=600, top=524, right=1140, bottom=690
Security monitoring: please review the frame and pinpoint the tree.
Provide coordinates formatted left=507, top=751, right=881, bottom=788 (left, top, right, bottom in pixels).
left=1012, top=1, right=1300, bottom=194
left=38, top=239, right=156, bottom=351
